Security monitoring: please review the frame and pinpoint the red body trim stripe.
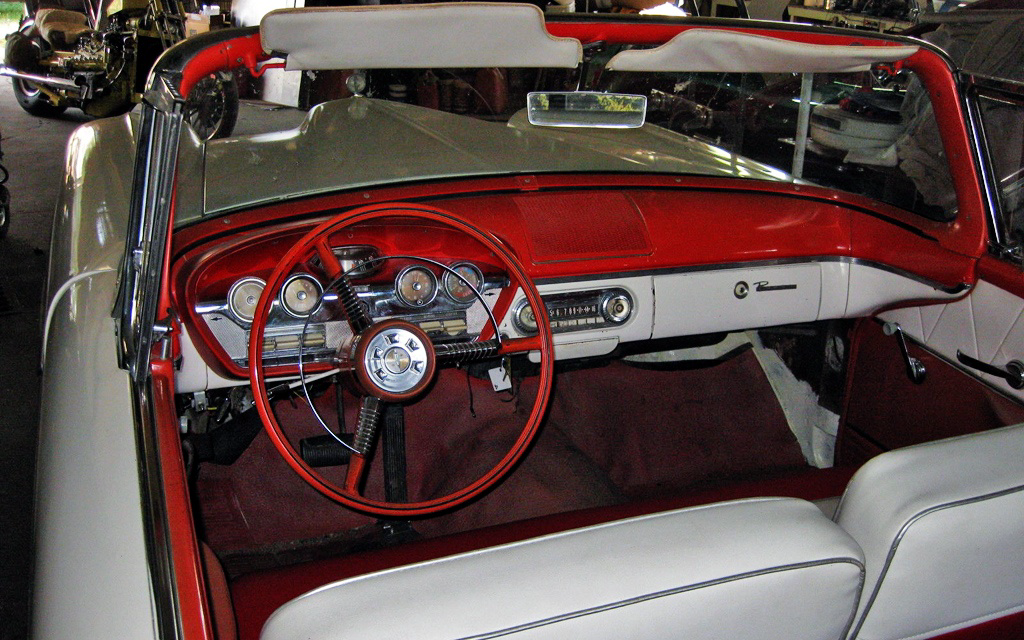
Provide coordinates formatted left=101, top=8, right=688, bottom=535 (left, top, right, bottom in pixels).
left=151, top=359, right=214, bottom=640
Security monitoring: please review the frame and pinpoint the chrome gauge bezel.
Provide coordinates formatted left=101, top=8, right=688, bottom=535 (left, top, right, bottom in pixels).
left=279, top=273, right=324, bottom=318
left=443, top=262, right=485, bottom=305
left=395, top=265, right=438, bottom=308
left=227, top=276, right=267, bottom=324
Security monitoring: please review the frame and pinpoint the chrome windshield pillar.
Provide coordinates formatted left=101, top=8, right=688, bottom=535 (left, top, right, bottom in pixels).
left=114, top=73, right=185, bottom=383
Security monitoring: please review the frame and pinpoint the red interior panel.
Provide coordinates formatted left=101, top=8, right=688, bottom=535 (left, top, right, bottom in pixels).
left=838, top=318, right=1024, bottom=466
left=514, top=191, right=652, bottom=262
left=977, top=254, right=1024, bottom=299
left=850, top=212, right=975, bottom=289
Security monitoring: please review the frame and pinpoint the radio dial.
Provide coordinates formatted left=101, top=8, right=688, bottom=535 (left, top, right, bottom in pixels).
left=601, top=293, right=632, bottom=324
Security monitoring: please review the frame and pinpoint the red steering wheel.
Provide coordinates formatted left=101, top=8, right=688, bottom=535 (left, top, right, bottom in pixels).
left=248, top=204, right=554, bottom=517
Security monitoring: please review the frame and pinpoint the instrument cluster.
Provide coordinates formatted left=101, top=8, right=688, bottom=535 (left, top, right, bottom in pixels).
left=194, top=248, right=505, bottom=368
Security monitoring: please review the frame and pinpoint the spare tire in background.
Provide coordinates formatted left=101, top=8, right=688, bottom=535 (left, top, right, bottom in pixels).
left=183, top=72, right=240, bottom=140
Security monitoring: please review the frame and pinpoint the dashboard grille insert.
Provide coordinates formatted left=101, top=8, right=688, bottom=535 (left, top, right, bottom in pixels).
left=514, top=192, right=653, bottom=263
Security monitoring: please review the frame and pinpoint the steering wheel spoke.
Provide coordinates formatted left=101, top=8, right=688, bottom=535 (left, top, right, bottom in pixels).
left=498, top=335, right=543, bottom=355
left=344, top=396, right=383, bottom=493
left=334, top=274, right=372, bottom=334
left=434, top=338, right=501, bottom=366
left=314, top=239, right=344, bottom=278
left=433, top=335, right=543, bottom=367
left=352, top=396, right=384, bottom=456
left=313, top=238, right=372, bottom=332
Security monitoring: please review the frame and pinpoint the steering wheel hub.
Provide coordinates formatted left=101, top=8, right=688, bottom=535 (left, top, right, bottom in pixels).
left=382, top=346, right=413, bottom=374
left=354, top=320, right=436, bottom=400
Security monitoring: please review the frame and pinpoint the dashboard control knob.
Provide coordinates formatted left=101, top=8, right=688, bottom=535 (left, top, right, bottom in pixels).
left=513, top=300, right=538, bottom=334
left=601, top=292, right=632, bottom=324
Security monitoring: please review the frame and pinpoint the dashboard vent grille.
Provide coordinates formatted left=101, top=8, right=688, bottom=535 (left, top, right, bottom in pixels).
left=514, top=192, right=653, bottom=263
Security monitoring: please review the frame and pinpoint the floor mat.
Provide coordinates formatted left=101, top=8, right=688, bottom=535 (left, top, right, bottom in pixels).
left=197, top=349, right=810, bottom=565
left=545, top=352, right=807, bottom=499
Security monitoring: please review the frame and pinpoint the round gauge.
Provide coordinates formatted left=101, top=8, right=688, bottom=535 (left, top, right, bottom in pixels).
left=444, top=263, right=484, bottom=304
left=281, top=274, right=323, bottom=318
left=228, top=277, right=266, bottom=324
left=396, top=266, right=438, bottom=307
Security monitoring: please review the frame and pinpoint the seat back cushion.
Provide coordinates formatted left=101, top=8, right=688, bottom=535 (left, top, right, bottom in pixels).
left=35, top=8, right=91, bottom=49
left=261, top=497, right=864, bottom=640
left=835, top=423, right=1024, bottom=640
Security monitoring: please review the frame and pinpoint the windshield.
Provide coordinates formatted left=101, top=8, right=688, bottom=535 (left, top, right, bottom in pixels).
left=187, top=49, right=954, bottom=224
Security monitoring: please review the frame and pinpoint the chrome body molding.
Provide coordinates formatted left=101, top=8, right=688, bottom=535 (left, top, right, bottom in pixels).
left=41, top=268, right=115, bottom=367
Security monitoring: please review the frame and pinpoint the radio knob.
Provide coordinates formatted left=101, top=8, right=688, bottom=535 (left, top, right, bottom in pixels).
left=601, top=293, right=632, bottom=324
left=513, top=300, right=538, bottom=334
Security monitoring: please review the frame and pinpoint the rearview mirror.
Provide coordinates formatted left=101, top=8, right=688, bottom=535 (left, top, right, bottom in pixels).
left=527, top=92, right=647, bottom=128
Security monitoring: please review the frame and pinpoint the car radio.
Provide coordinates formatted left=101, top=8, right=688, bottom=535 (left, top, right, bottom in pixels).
left=512, top=288, right=634, bottom=334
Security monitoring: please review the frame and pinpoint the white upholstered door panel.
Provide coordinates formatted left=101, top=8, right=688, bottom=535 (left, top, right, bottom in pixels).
left=880, top=280, right=1024, bottom=400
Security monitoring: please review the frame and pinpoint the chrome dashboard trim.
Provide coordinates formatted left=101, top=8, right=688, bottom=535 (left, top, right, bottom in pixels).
left=534, top=256, right=972, bottom=296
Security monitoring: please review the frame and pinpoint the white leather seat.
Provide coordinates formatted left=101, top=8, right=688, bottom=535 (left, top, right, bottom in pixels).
left=835, top=423, right=1024, bottom=640
left=261, top=497, right=864, bottom=640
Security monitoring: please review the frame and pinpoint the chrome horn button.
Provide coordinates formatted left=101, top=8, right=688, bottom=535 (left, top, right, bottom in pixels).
left=362, top=326, right=431, bottom=395
left=382, top=346, right=412, bottom=374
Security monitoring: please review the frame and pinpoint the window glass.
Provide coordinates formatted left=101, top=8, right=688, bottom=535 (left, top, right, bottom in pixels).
left=198, top=52, right=960, bottom=222
left=597, top=66, right=957, bottom=221
left=977, top=92, right=1024, bottom=245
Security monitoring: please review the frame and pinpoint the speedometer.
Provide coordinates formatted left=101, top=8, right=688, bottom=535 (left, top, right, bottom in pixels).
left=396, top=266, right=437, bottom=307
left=444, top=263, right=484, bottom=304
left=280, top=274, right=323, bottom=317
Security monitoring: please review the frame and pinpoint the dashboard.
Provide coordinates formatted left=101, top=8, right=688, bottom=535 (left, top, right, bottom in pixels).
left=170, top=179, right=975, bottom=393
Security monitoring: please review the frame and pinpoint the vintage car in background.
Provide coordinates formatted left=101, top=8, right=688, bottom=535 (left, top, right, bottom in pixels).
left=37, top=4, right=1024, bottom=639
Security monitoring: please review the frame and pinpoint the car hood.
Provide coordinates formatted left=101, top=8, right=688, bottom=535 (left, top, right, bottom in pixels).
left=195, top=97, right=791, bottom=222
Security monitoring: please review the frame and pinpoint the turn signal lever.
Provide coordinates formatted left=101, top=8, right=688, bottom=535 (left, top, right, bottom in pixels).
left=955, top=351, right=1024, bottom=390
left=883, top=322, right=926, bottom=384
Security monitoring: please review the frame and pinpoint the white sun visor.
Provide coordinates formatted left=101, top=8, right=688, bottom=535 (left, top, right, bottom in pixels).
left=260, top=3, right=583, bottom=71
left=607, top=29, right=919, bottom=74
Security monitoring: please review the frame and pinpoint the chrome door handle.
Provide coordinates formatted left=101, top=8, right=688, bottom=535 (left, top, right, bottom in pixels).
left=955, top=351, right=1024, bottom=390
